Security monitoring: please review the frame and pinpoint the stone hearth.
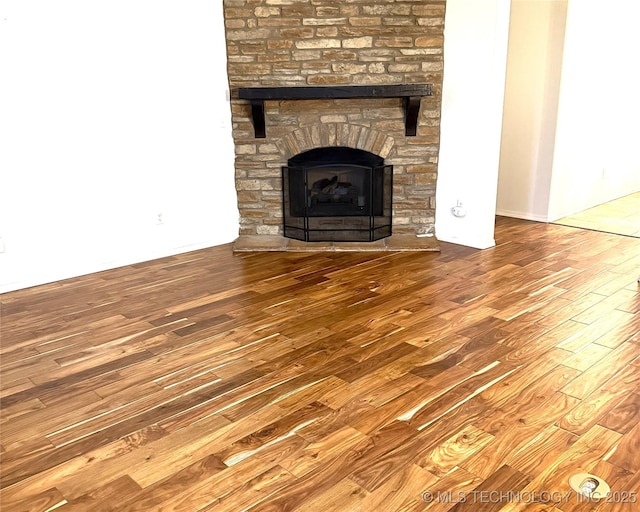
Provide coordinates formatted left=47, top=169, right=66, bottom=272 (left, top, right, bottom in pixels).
left=223, top=0, right=445, bottom=251
left=233, top=233, right=439, bottom=252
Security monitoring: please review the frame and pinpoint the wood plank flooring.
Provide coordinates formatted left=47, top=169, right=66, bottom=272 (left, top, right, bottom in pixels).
left=1, top=216, right=639, bottom=511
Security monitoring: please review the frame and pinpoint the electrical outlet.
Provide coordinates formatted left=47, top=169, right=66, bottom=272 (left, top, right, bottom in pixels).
left=452, top=201, right=466, bottom=217
left=0, top=237, right=5, bottom=253
left=156, top=213, right=164, bottom=225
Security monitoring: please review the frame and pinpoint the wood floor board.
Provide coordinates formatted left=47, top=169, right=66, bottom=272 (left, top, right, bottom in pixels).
left=535, top=292, right=604, bottom=328
left=353, top=400, right=490, bottom=492
left=514, top=425, right=622, bottom=507
left=1, top=217, right=639, bottom=511
left=418, top=466, right=483, bottom=512
left=605, top=421, right=640, bottom=473
left=473, top=366, right=582, bottom=437
left=615, top=291, right=640, bottom=315
left=562, top=342, right=613, bottom=371
left=555, top=363, right=640, bottom=436
left=560, top=342, right=639, bottom=400
left=0, top=377, right=35, bottom=399
left=248, top=423, right=415, bottom=511
left=448, top=464, right=532, bottom=512
left=0, top=486, right=67, bottom=512
left=463, top=422, right=577, bottom=481
left=58, top=474, right=142, bottom=512
left=598, top=392, right=640, bottom=434
left=279, top=424, right=367, bottom=478
left=1, top=383, right=157, bottom=450
left=344, top=465, right=437, bottom=512
left=419, top=424, right=495, bottom=477
left=210, top=466, right=298, bottom=512
left=0, top=352, right=157, bottom=416
left=408, top=362, right=519, bottom=431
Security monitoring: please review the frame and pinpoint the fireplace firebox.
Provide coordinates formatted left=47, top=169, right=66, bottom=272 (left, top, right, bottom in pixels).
left=282, top=147, right=392, bottom=242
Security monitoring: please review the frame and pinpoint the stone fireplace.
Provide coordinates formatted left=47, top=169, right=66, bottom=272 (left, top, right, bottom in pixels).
left=223, top=0, right=445, bottom=249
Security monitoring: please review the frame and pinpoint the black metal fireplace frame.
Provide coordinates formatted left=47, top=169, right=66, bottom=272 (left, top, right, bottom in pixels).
left=282, top=147, right=393, bottom=243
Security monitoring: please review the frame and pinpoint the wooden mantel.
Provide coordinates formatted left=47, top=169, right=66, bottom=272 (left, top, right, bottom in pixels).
left=237, top=84, right=433, bottom=138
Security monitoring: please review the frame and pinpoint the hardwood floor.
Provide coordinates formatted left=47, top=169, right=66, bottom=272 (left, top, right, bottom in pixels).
left=1, top=216, right=639, bottom=511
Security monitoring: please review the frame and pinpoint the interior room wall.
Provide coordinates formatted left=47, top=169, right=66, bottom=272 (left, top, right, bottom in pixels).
left=436, top=0, right=512, bottom=249
left=496, top=0, right=640, bottom=223
left=496, top=0, right=568, bottom=222
left=547, top=0, right=640, bottom=220
left=0, top=1, right=239, bottom=293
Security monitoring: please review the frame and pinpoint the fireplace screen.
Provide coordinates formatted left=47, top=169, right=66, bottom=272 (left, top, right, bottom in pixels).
left=282, top=147, right=392, bottom=242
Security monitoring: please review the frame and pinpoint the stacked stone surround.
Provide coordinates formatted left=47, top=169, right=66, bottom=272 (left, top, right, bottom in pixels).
left=223, top=0, right=445, bottom=237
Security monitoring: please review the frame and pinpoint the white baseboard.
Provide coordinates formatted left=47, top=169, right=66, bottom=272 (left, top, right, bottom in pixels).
left=495, top=209, right=550, bottom=223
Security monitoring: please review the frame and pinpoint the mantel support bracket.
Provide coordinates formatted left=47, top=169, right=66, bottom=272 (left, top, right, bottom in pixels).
left=404, top=96, right=421, bottom=137
left=238, top=85, right=433, bottom=139
left=249, top=100, right=266, bottom=139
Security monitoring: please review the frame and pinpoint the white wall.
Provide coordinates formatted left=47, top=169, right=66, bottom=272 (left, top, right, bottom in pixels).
left=547, top=0, right=640, bottom=220
left=496, top=0, right=567, bottom=222
left=436, top=0, right=512, bottom=249
left=0, top=1, right=239, bottom=293
left=496, top=0, right=640, bottom=223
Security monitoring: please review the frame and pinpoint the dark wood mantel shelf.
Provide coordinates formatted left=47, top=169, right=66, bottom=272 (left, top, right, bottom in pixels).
left=238, top=84, right=433, bottom=138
